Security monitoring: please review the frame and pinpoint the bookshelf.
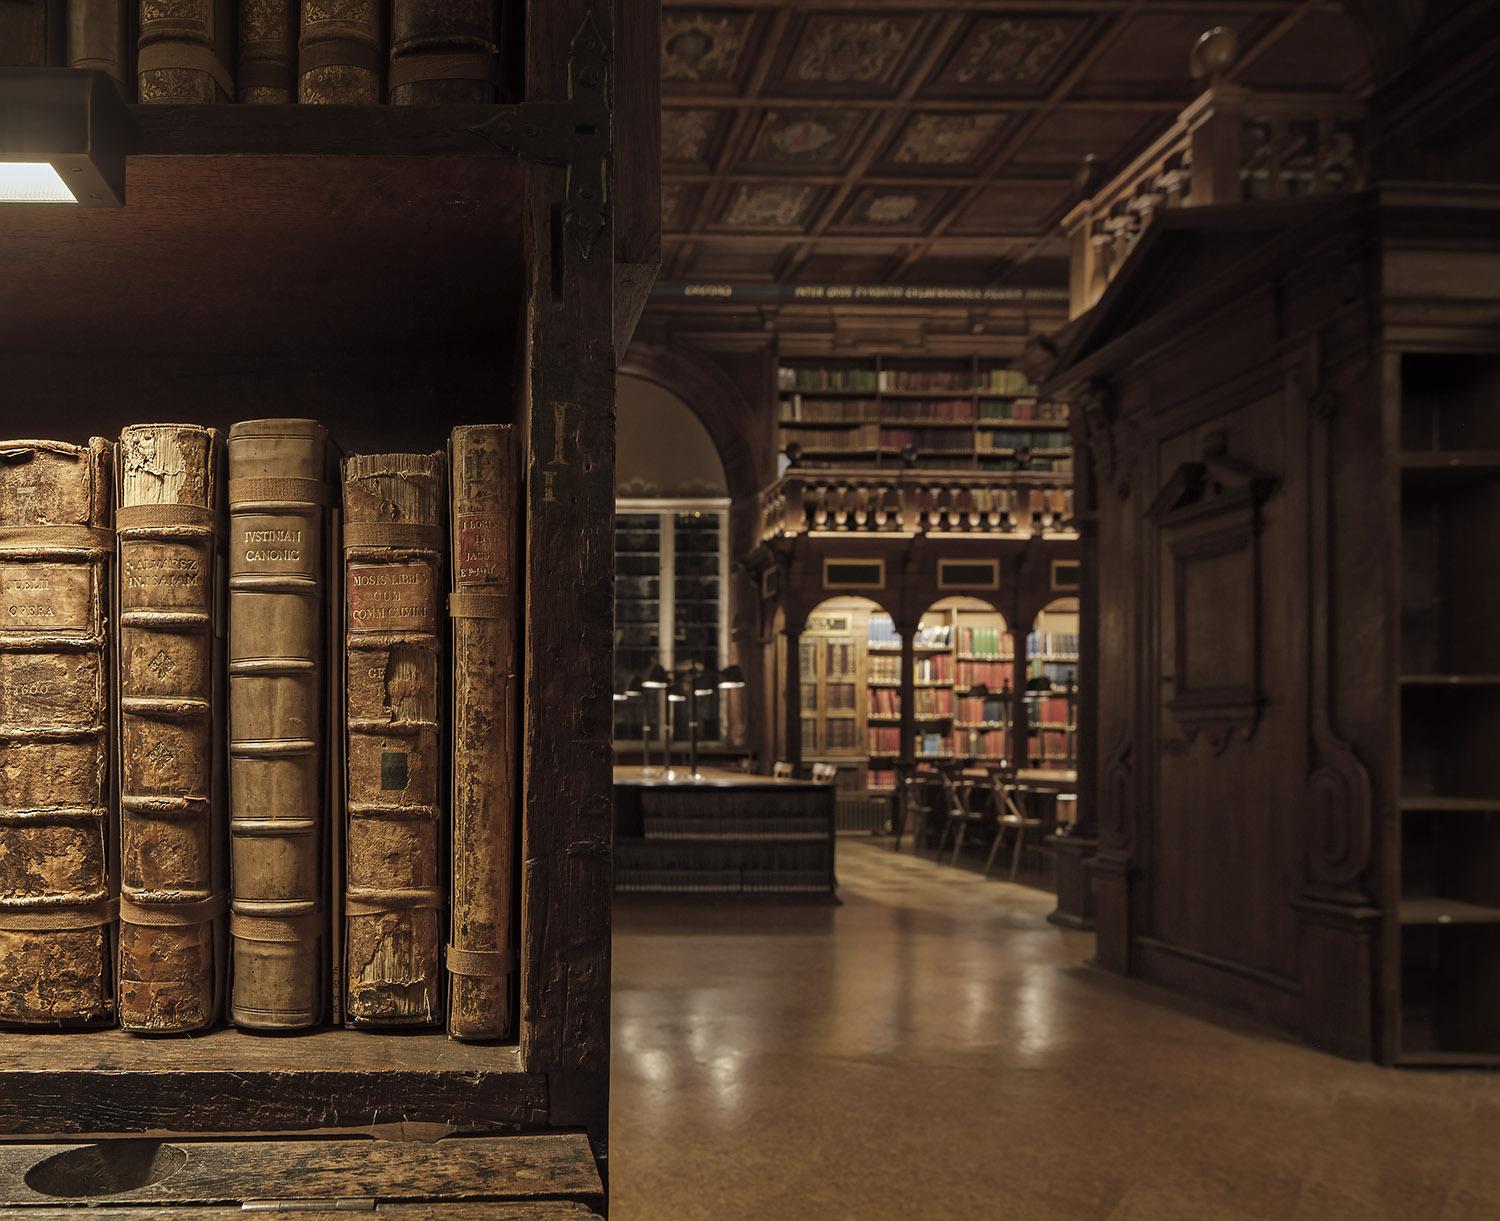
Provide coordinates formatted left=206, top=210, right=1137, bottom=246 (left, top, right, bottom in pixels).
left=614, top=512, right=662, bottom=742
left=1025, top=599, right=1081, bottom=773
left=1396, top=351, right=1500, bottom=1062
left=777, top=357, right=1072, bottom=474
left=801, top=599, right=887, bottom=793
left=0, top=0, right=654, bottom=1193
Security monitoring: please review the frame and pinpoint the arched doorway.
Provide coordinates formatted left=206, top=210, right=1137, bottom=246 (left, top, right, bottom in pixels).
left=915, top=595, right=1016, bottom=766
left=1025, top=597, right=1080, bottom=774
left=613, top=376, right=734, bottom=757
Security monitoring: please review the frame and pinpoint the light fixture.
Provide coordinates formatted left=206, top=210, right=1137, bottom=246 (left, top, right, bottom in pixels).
left=0, top=69, right=127, bottom=207
left=625, top=673, right=643, bottom=696
left=717, top=665, right=746, bottom=689
left=1024, top=674, right=1055, bottom=697
left=693, top=667, right=719, bottom=698
left=641, top=664, right=669, bottom=689
left=965, top=682, right=990, bottom=700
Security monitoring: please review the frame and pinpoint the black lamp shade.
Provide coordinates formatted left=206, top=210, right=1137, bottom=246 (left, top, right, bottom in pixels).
left=966, top=682, right=990, bottom=700
left=1024, top=674, right=1054, bottom=695
left=694, top=666, right=719, bottom=696
left=0, top=70, right=127, bottom=207
left=641, top=663, right=670, bottom=689
left=717, top=665, right=746, bottom=689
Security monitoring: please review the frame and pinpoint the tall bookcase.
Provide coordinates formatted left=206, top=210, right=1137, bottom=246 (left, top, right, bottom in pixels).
left=777, top=357, right=1071, bottom=473
left=1043, top=187, right=1500, bottom=1064
left=0, top=0, right=655, bottom=1206
left=1396, top=352, right=1500, bottom=1062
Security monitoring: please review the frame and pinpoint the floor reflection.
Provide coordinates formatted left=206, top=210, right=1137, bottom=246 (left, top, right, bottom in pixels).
left=611, top=839, right=1500, bottom=1220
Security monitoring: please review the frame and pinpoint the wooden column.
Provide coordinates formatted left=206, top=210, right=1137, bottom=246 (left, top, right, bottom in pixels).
left=898, top=618, right=916, bottom=768
left=784, top=618, right=803, bottom=771
left=1051, top=452, right=1099, bottom=929
left=519, top=0, right=615, bottom=1136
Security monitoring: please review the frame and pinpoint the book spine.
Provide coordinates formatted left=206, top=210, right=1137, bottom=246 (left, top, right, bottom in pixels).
left=0, top=1, right=46, bottom=65
left=68, top=0, right=130, bottom=94
left=447, top=425, right=517, bottom=1040
left=0, top=438, right=114, bottom=1026
left=137, top=0, right=235, bottom=102
left=389, top=0, right=500, bottom=105
left=227, top=419, right=330, bottom=1030
left=299, top=0, right=383, bottom=104
left=342, top=451, right=444, bottom=1027
left=116, top=425, right=224, bottom=1033
left=239, top=0, right=297, bottom=104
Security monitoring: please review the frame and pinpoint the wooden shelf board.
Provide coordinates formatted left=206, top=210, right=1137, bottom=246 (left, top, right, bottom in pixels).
left=0, top=1134, right=602, bottom=1210
left=0, top=1028, right=543, bottom=1136
left=1400, top=674, right=1500, bottom=687
left=1400, top=796, right=1500, bottom=813
left=1393, top=1050, right=1500, bottom=1067
left=1400, top=451, right=1500, bottom=470
left=1398, top=897, right=1500, bottom=925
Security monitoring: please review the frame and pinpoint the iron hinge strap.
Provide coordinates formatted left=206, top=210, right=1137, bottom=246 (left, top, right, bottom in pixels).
left=469, top=13, right=610, bottom=259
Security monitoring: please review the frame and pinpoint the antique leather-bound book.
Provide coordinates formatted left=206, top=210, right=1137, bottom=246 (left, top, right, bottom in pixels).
left=116, top=425, right=225, bottom=1033
left=389, top=1, right=501, bottom=105
left=239, top=0, right=297, bottom=104
left=447, top=426, right=518, bottom=1040
left=68, top=0, right=130, bottom=94
left=0, top=438, right=114, bottom=1026
left=299, top=0, right=383, bottom=104
left=227, top=419, right=331, bottom=1030
left=343, top=451, right=445, bottom=1027
left=137, top=0, right=236, bottom=103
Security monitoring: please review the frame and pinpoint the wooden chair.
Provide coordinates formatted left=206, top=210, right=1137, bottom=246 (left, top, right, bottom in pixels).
left=935, top=769, right=987, bottom=865
left=772, top=760, right=794, bottom=779
left=892, top=766, right=933, bottom=853
left=810, top=762, right=838, bottom=784
left=982, top=770, right=1045, bottom=881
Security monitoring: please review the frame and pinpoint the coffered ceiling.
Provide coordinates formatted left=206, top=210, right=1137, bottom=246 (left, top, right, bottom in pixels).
left=658, top=2, right=1374, bottom=291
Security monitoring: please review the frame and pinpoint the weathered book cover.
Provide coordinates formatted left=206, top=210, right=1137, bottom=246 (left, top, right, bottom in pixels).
left=342, top=451, right=445, bottom=1027
left=0, top=438, right=114, bottom=1026
left=447, top=426, right=518, bottom=1040
left=299, top=0, right=383, bottom=104
left=239, top=0, right=297, bottom=103
left=227, top=419, right=330, bottom=1030
left=389, top=0, right=500, bottom=105
left=68, top=0, right=130, bottom=94
left=137, top=0, right=236, bottom=103
left=116, top=425, right=225, bottom=1033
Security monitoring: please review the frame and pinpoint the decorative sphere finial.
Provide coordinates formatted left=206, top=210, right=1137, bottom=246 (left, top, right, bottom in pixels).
left=1190, top=26, right=1239, bottom=83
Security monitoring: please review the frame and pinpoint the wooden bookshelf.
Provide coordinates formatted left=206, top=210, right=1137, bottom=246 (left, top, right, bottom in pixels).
left=0, top=0, right=655, bottom=1202
left=1397, top=349, right=1500, bottom=1062
left=777, top=357, right=1071, bottom=474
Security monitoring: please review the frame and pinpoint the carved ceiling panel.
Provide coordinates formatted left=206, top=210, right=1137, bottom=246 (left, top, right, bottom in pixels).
left=654, top=1, right=1376, bottom=295
left=662, top=108, right=724, bottom=165
left=927, top=16, right=1093, bottom=96
left=744, top=110, right=870, bottom=168
left=777, top=13, right=926, bottom=95
left=662, top=10, right=758, bottom=90
left=883, top=112, right=1011, bottom=170
left=833, top=187, right=952, bottom=234
left=718, top=184, right=822, bottom=229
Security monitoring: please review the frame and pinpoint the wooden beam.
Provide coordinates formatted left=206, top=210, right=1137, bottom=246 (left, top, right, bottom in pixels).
left=128, top=104, right=514, bottom=156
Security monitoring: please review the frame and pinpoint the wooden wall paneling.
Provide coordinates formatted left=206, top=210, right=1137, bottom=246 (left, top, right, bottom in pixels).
left=519, top=0, right=616, bottom=1136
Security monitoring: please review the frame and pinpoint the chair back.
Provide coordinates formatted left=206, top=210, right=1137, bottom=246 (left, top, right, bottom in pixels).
left=810, top=762, right=838, bottom=784
left=772, top=760, right=794, bottom=779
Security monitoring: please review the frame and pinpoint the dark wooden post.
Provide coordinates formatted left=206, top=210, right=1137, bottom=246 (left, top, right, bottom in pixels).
left=784, top=616, right=804, bottom=771
left=519, top=0, right=616, bottom=1138
left=1050, top=453, right=1099, bottom=929
left=898, top=617, right=917, bottom=768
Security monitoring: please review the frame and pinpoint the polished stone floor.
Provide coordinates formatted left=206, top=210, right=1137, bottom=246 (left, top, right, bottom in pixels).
left=611, top=839, right=1500, bottom=1220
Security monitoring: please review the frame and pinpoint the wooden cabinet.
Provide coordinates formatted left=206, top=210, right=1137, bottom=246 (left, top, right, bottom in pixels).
left=1045, top=185, right=1500, bottom=1063
left=0, top=0, right=656, bottom=1207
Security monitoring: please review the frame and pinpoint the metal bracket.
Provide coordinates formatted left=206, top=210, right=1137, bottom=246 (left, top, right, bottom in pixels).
left=470, top=14, right=610, bottom=260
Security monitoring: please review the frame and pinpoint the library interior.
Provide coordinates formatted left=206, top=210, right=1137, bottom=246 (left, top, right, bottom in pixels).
left=1, top=0, right=1499, bottom=1217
